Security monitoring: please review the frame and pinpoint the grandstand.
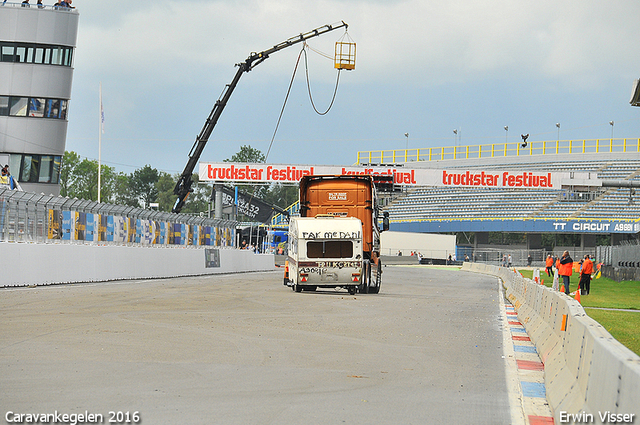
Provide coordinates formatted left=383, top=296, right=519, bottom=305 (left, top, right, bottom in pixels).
left=357, top=140, right=640, bottom=265
left=352, top=139, right=640, bottom=262
left=384, top=157, right=640, bottom=223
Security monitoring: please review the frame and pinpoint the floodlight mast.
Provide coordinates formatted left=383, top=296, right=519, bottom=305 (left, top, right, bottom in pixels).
left=172, top=21, right=349, bottom=213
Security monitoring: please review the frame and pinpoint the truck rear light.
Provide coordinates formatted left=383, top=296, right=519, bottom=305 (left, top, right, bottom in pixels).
left=352, top=273, right=360, bottom=282
left=300, top=272, right=308, bottom=282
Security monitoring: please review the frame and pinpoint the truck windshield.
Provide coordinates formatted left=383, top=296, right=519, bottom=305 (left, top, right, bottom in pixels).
left=306, top=241, right=353, bottom=259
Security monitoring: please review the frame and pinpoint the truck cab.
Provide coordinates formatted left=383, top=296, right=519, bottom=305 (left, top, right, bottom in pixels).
left=285, top=216, right=363, bottom=294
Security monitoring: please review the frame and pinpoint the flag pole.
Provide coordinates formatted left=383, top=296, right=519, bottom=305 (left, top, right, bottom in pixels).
left=98, top=82, right=102, bottom=203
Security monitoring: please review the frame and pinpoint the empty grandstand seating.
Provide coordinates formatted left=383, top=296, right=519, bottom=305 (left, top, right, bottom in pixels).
left=386, top=160, right=640, bottom=222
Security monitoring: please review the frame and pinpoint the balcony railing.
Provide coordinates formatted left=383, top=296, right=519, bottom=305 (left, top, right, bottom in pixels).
left=356, top=138, right=640, bottom=165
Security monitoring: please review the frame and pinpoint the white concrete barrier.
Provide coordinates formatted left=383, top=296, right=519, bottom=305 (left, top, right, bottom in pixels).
left=0, top=242, right=276, bottom=287
left=462, top=262, right=640, bottom=424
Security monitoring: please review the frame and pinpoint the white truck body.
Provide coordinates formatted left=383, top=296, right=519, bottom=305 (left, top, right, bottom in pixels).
left=286, top=216, right=363, bottom=294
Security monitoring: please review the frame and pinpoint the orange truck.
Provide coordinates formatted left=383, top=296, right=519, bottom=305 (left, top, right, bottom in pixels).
left=288, top=174, right=389, bottom=294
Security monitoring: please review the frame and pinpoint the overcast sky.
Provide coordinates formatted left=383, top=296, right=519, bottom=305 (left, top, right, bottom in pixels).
left=65, top=0, right=640, bottom=175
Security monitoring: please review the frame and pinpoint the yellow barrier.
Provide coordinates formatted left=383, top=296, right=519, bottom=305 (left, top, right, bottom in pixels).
left=356, top=138, right=640, bottom=164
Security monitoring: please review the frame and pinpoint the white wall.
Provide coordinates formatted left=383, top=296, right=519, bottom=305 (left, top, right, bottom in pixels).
left=381, top=230, right=456, bottom=258
left=0, top=243, right=276, bottom=287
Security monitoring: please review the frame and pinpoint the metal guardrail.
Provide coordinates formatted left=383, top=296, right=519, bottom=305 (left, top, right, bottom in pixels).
left=0, top=187, right=236, bottom=246
left=357, top=138, right=640, bottom=164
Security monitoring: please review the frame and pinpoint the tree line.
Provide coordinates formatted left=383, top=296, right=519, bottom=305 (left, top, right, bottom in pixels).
left=60, top=145, right=298, bottom=217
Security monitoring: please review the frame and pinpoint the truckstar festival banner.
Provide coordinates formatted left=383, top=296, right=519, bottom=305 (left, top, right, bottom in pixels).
left=199, top=162, right=599, bottom=189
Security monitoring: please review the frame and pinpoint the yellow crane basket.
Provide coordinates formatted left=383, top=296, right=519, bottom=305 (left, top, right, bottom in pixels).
left=335, top=32, right=356, bottom=70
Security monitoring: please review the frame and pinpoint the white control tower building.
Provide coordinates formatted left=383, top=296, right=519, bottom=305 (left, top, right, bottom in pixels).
left=0, top=2, right=79, bottom=195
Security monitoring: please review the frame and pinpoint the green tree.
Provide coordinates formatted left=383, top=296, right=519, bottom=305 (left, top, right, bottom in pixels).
left=130, top=165, right=159, bottom=208
left=60, top=151, right=117, bottom=202
left=156, top=172, right=177, bottom=212
left=60, top=151, right=80, bottom=197
left=224, top=145, right=265, bottom=163
left=97, top=166, right=119, bottom=202
left=262, top=183, right=298, bottom=210
left=225, top=145, right=269, bottom=203
left=73, top=158, right=99, bottom=200
left=113, top=173, right=138, bottom=207
left=179, top=173, right=212, bottom=214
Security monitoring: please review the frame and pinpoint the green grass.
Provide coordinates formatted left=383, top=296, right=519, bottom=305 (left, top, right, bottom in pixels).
left=518, top=268, right=640, bottom=356
left=582, top=309, right=640, bottom=356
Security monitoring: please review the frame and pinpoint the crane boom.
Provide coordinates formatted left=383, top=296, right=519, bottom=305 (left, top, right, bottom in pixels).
left=172, top=21, right=348, bottom=213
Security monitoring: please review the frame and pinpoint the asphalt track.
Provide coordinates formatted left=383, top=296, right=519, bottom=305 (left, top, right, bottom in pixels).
left=1, top=266, right=515, bottom=424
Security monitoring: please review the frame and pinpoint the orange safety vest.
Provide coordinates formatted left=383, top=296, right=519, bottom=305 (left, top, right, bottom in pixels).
left=582, top=259, right=594, bottom=275
left=559, top=258, right=573, bottom=276
left=546, top=257, right=553, bottom=267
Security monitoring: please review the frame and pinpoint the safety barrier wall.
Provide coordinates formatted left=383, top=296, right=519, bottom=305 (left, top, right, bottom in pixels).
left=0, top=243, right=276, bottom=287
left=462, top=262, right=640, bottom=423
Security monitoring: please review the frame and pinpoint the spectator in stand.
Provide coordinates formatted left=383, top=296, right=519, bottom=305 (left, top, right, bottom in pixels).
left=527, top=254, right=532, bottom=266
left=507, top=254, right=512, bottom=267
left=545, top=254, right=554, bottom=277
left=559, top=251, right=574, bottom=295
left=580, top=255, right=594, bottom=295
left=21, top=0, right=30, bottom=7
left=37, top=0, right=43, bottom=7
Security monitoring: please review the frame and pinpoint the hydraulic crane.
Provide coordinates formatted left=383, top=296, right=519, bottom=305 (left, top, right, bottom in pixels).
left=172, top=21, right=349, bottom=213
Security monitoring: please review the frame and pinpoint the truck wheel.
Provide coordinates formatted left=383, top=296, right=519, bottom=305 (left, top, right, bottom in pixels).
left=294, top=283, right=302, bottom=293
left=348, top=286, right=357, bottom=295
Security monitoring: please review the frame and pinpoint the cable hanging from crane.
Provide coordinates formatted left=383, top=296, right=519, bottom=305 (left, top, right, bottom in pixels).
left=265, top=28, right=355, bottom=159
left=264, top=46, right=305, bottom=162
left=303, top=43, right=342, bottom=116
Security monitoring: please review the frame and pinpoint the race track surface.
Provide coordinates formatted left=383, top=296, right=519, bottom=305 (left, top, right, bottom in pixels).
left=1, top=266, right=513, bottom=424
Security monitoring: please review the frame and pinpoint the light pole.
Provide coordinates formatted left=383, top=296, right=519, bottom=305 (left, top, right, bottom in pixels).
left=504, top=125, right=508, bottom=144
left=453, top=129, right=458, bottom=146
left=610, top=121, right=614, bottom=141
left=556, top=123, right=560, bottom=142
left=404, top=132, right=409, bottom=150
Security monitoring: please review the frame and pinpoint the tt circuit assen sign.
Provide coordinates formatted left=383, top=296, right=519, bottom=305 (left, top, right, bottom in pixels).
left=199, top=162, right=593, bottom=189
left=395, top=219, right=640, bottom=234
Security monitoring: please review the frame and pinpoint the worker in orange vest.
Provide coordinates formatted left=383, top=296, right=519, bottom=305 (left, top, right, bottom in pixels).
left=559, top=250, right=573, bottom=295
left=545, top=254, right=554, bottom=277
left=580, top=254, right=594, bottom=295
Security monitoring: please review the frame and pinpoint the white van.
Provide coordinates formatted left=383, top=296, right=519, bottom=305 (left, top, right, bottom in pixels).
left=285, top=216, right=363, bottom=294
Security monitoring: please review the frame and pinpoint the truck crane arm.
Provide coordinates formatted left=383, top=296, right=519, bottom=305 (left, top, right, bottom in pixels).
left=172, top=21, right=348, bottom=213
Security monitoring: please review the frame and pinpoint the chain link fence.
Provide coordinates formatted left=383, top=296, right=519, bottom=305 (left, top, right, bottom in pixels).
left=0, top=187, right=236, bottom=247
left=459, top=247, right=598, bottom=267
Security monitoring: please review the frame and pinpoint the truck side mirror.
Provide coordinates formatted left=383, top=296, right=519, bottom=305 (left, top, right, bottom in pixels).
left=382, top=211, right=389, bottom=232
